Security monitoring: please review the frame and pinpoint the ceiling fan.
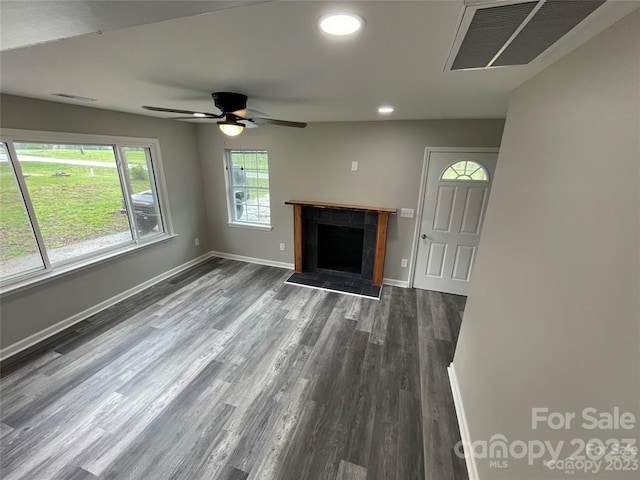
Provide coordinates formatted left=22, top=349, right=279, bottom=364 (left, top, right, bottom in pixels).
left=142, top=92, right=307, bottom=137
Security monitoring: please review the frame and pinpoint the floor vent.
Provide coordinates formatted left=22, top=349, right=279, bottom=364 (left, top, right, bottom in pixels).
left=447, top=0, right=607, bottom=70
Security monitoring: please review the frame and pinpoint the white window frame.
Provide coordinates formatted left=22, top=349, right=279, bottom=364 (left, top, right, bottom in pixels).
left=0, top=128, right=175, bottom=294
left=223, top=149, right=272, bottom=231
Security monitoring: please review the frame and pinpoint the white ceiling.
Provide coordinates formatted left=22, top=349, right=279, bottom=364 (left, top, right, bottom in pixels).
left=0, top=0, right=266, bottom=51
left=1, top=0, right=638, bottom=122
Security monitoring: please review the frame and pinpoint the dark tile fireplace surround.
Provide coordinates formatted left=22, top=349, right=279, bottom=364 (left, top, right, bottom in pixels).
left=285, top=201, right=396, bottom=298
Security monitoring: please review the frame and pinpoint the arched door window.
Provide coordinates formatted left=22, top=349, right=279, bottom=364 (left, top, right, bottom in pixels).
left=441, top=160, right=489, bottom=181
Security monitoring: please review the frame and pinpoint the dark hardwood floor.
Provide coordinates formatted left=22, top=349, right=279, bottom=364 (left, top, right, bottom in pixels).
left=0, top=258, right=468, bottom=480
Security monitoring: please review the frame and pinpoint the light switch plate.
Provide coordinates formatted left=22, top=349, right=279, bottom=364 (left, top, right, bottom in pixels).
left=400, top=208, right=414, bottom=218
left=351, top=161, right=358, bottom=171
left=279, top=243, right=285, bottom=251
left=400, top=258, right=408, bottom=268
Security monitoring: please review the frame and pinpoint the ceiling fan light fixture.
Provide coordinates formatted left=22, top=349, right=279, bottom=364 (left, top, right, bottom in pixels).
left=218, top=121, right=244, bottom=137
left=378, top=106, right=394, bottom=114
left=319, top=13, right=364, bottom=36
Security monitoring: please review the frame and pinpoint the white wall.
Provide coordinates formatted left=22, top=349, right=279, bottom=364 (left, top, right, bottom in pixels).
left=196, top=119, right=504, bottom=281
left=0, top=95, right=210, bottom=350
left=453, top=11, right=640, bottom=479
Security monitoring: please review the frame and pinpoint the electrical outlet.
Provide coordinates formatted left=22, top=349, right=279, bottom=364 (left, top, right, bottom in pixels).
left=279, top=242, right=285, bottom=251
left=351, top=161, right=358, bottom=171
left=194, top=237, right=200, bottom=247
left=400, top=208, right=414, bottom=218
left=400, top=258, right=408, bottom=268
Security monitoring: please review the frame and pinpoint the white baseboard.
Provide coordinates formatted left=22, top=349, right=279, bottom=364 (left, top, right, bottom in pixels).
left=383, top=277, right=409, bottom=288
left=210, top=251, right=294, bottom=270
left=448, top=363, right=479, bottom=480
left=0, top=252, right=216, bottom=362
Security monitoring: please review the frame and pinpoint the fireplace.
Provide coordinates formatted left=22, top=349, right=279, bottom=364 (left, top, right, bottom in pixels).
left=317, top=224, right=364, bottom=274
left=285, top=200, right=396, bottom=298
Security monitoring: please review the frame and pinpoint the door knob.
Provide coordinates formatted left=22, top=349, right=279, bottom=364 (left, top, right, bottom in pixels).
left=421, top=234, right=428, bottom=239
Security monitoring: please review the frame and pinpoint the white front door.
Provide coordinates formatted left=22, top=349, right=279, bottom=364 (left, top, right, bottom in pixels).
left=413, top=150, right=497, bottom=295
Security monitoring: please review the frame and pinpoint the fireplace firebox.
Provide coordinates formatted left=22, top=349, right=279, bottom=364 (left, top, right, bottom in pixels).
left=317, top=224, right=365, bottom=274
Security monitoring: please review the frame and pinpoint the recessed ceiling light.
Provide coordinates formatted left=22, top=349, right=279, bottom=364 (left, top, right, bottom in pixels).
left=319, top=13, right=364, bottom=36
left=378, top=106, right=394, bottom=114
left=192, top=112, right=206, bottom=118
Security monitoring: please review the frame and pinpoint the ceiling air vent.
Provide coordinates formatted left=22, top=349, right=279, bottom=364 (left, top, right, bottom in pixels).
left=446, top=0, right=607, bottom=70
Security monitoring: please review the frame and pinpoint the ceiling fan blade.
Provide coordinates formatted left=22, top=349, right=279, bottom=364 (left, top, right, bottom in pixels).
left=171, top=116, right=219, bottom=121
left=233, top=108, right=269, bottom=119
left=237, top=120, right=260, bottom=129
left=249, top=117, right=307, bottom=128
left=142, top=105, right=222, bottom=118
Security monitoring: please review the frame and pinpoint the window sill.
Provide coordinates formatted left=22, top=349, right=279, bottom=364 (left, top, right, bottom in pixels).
left=226, top=222, right=273, bottom=232
left=0, top=233, right=178, bottom=296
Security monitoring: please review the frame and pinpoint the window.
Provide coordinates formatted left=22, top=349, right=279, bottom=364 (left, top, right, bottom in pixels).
left=120, top=146, right=164, bottom=239
left=225, top=150, right=271, bottom=227
left=441, top=160, right=489, bottom=181
left=0, top=143, right=45, bottom=278
left=0, top=130, right=172, bottom=288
